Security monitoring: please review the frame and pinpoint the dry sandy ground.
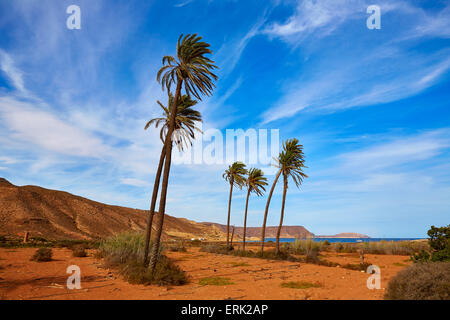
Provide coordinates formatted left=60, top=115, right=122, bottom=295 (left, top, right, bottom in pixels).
left=0, top=246, right=412, bottom=300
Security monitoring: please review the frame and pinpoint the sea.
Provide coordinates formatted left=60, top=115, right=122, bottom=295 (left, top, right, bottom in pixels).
left=261, top=238, right=424, bottom=243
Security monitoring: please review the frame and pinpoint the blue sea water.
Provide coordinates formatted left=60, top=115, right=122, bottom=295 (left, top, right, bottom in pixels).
left=262, top=238, right=424, bottom=243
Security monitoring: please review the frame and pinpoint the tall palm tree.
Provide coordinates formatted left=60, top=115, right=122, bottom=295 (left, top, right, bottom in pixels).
left=145, top=93, right=202, bottom=151
left=148, top=34, right=218, bottom=274
left=274, top=139, right=307, bottom=254
left=223, top=161, right=247, bottom=248
left=142, top=93, right=202, bottom=267
left=260, top=138, right=307, bottom=254
left=242, top=168, right=267, bottom=251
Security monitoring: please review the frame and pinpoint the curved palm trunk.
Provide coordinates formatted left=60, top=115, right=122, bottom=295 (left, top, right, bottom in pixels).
left=143, top=144, right=166, bottom=267
left=242, top=188, right=251, bottom=251
left=148, top=79, right=182, bottom=274
left=226, top=178, right=234, bottom=248
left=260, top=169, right=282, bottom=254
left=230, top=226, right=235, bottom=246
left=275, top=174, right=288, bottom=254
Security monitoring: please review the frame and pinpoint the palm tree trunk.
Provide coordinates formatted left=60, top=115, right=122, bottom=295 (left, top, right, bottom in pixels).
left=143, top=143, right=166, bottom=267
left=148, top=79, right=182, bottom=274
left=275, top=174, right=288, bottom=255
left=243, top=188, right=250, bottom=252
left=226, top=179, right=234, bottom=248
left=230, top=226, right=235, bottom=246
left=260, top=169, right=282, bottom=255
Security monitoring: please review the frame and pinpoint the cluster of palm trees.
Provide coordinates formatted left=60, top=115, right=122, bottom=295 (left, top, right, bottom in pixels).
left=223, top=138, right=308, bottom=255
left=142, top=34, right=218, bottom=275
left=142, top=33, right=308, bottom=276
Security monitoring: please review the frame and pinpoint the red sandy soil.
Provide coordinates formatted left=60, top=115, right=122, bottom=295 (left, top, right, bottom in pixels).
left=0, top=246, right=412, bottom=300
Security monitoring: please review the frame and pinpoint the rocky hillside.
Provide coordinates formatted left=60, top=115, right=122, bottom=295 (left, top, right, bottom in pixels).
left=0, top=178, right=224, bottom=240
left=201, top=222, right=314, bottom=239
left=315, top=233, right=370, bottom=238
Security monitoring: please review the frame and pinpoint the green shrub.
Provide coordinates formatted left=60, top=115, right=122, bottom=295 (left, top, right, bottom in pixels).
left=385, top=262, right=450, bottom=300
left=226, top=261, right=250, bottom=267
left=30, top=248, right=52, bottom=262
left=121, top=255, right=187, bottom=286
left=281, top=281, right=322, bottom=289
left=428, top=225, right=450, bottom=262
left=98, top=232, right=150, bottom=267
left=285, top=239, right=323, bottom=255
left=167, top=242, right=187, bottom=252
left=341, top=262, right=372, bottom=271
left=411, top=250, right=431, bottom=263
left=98, top=232, right=184, bottom=286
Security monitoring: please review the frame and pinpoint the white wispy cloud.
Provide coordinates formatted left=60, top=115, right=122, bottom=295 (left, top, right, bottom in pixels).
left=174, top=0, right=194, bottom=8
left=0, top=50, right=26, bottom=93
left=264, top=0, right=364, bottom=39
left=260, top=1, right=450, bottom=124
left=120, top=178, right=150, bottom=187
left=0, top=97, right=110, bottom=158
left=337, top=129, right=450, bottom=173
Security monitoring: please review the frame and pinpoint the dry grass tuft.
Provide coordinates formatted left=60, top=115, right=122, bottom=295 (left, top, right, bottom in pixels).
left=385, top=262, right=450, bottom=300
left=30, top=248, right=52, bottom=262
left=281, top=281, right=322, bottom=289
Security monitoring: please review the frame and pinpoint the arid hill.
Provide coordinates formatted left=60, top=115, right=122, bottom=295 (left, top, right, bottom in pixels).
left=201, top=222, right=314, bottom=239
left=316, top=233, right=370, bottom=238
left=0, top=178, right=225, bottom=240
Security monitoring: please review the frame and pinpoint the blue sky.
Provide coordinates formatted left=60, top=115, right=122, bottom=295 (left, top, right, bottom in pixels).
left=0, top=0, right=449, bottom=237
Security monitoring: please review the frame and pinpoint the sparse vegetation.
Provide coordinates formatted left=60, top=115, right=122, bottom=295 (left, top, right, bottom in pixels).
left=281, top=281, right=322, bottom=289
left=200, top=244, right=231, bottom=255
left=0, top=237, right=98, bottom=249
left=201, top=244, right=299, bottom=262
left=199, top=277, right=234, bottom=286
left=121, top=255, right=187, bottom=286
left=226, top=261, right=250, bottom=267
left=30, top=248, right=52, bottom=262
left=393, top=262, right=407, bottom=267
left=167, top=242, right=187, bottom=252
left=285, top=239, right=323, bottom=256
left=326, top=240, right=428, bottom=255
left=385, top=262, right=450, bottom=300
left=340, top=262, right=372, bottom=271
left=98, top=232, right=150, bottom=266
left=411, top=225, right=450, bottom=263
left=98, top=232, right=187, bottom=286
left=71, top=245, right=88, bottom=257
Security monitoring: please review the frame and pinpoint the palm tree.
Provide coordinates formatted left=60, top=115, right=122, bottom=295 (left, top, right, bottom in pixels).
left=274, top=139, right=307, bottom=254
left=148, top=34, right=218, bottom=274
left=242, top=168, right=267, bottom=251
left=223, top=161, right=247, bottom=248
left=260, top=138, right=307, bottom=254
left=142, top=93, right=202, bottom=267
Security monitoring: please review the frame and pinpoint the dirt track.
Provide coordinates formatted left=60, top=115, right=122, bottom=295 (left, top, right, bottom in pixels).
left=0, top=246, right=412, bottom=300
